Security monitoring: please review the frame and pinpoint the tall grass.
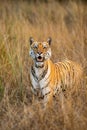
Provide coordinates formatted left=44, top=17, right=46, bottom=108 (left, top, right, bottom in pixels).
left=0, top=1, right=87, bottom=130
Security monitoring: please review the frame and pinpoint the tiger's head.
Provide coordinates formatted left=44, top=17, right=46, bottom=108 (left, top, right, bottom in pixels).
left=29, top=37, right=52, bottom=67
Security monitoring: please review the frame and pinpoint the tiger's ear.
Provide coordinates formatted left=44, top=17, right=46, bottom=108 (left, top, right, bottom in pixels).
left=29, top=37, right=34, bottom=45
left=47, top=37, right=52, bottom=45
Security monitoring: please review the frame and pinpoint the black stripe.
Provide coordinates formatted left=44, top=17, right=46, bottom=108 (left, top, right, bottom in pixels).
left=65, top=61, right=71, bottom=70
left=39, top=65, right=48, bottom=81
left=31, top=66, right=35, bottom=76
left=31, top=66, right=38, bottom=80
left=44, top=91, right=50, bottom=96
left=61, top=63, right=68, bottom=70
left=41, top=85, right=48, bottom=90
left=41, top=78, right=51, bottom=90
left=42, top=65, right=48, bottom=78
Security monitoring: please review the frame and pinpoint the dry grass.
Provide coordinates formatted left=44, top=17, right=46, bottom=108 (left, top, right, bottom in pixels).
left=0, top=0, right=87, bottom=130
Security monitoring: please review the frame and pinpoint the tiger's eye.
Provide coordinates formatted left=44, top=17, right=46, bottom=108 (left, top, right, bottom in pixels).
left=33, top=45, right=38, bottom=49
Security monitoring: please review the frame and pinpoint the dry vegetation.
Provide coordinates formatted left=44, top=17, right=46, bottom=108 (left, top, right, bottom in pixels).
left=0, top=0, right=87, bottom=130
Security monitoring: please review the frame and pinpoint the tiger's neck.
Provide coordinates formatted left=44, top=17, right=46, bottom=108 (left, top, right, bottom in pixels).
left=31, top=59, right=52, bottom=81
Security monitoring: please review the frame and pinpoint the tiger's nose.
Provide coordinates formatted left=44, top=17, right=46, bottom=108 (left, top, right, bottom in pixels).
left=37, top=52, right=42, bottom=55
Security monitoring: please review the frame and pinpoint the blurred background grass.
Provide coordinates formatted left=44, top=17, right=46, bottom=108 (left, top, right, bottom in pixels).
left=0, top=0, right=87, bottom=130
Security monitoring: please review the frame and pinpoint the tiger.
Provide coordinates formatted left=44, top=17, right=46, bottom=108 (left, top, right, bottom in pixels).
left=29, top=37, right=83, bottom=106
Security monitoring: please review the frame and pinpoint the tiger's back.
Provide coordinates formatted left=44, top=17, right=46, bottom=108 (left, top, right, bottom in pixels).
left=54, top=60, right=82, bottom=92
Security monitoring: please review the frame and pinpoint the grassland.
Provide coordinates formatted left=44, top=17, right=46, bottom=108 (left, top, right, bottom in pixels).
left=0, top=0, right=87, bottom=130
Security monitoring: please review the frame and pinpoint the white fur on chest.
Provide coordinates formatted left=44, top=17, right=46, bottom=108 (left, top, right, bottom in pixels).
left=30, top=63, right=51, bottom=96
left=34, top=67, right=43, bottom=79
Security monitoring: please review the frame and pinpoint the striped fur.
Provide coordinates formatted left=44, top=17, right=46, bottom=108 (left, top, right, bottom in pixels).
left=29, top=37, right=83, bottom=106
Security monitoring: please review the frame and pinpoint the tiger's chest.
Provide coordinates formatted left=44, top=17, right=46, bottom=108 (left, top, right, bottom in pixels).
left=30, top=65, right=51, bottom=96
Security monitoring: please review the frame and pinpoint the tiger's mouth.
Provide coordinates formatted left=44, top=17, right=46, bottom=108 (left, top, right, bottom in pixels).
left=36, top=56, right=44, bottom=62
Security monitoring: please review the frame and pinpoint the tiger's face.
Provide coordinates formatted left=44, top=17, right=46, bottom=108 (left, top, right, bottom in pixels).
left=29, top=37, right=52, bottom=67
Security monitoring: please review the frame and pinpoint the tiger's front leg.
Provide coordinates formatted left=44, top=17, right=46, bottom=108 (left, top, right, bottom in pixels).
left=40, top=82, right=54, bottom=108
left=30, top=83, right=53, bottom=108
left=42, top=91, right=53, bottom=108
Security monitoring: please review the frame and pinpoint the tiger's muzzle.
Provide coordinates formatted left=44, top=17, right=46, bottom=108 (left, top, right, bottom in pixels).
left=36, top=56, right=44, bottom=62
left=35, top=53, right=45, bottom=62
